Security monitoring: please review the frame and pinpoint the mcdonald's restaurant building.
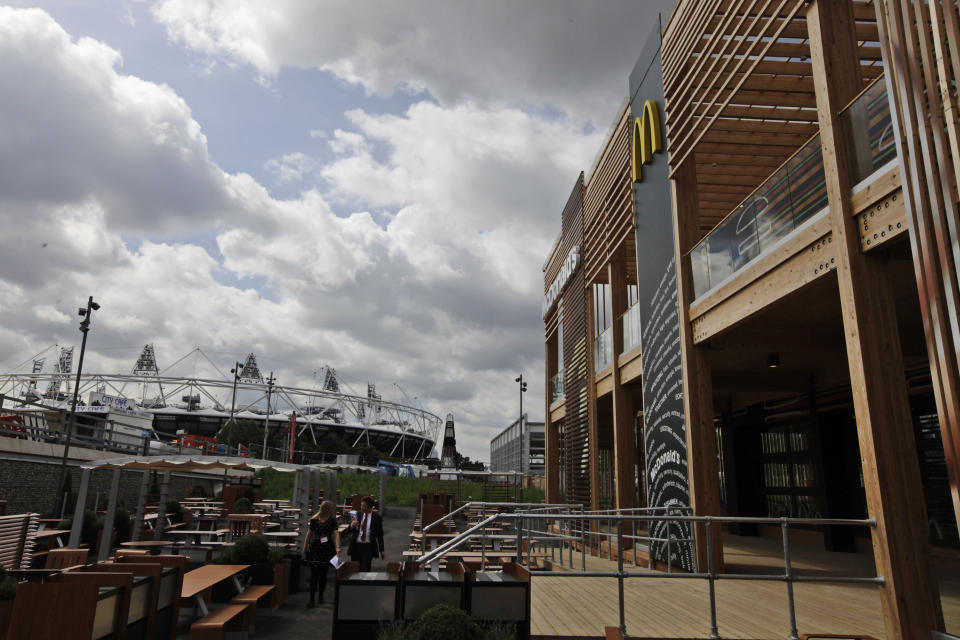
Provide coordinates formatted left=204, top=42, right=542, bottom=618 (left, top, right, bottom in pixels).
left=542, top=1, right=960, bottom=637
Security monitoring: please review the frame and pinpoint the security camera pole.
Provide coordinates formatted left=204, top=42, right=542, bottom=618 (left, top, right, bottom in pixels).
left=52, top=296, right=100, bottom=516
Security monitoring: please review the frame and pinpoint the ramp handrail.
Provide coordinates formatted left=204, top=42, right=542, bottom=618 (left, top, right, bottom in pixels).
left=417, top=509, right=879, bottom=640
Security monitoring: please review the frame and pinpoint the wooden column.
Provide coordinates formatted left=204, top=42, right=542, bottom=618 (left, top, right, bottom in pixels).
left=875, top=0, right=960, bottom=544
left=608, top=259, right=636, bottom=515
left=586, top=285, right=601, bottom=513
left=807, top=1, right=943, bottom=637
left=545, top=334, right=561, bottom=503
left=670, top=158, right=723, bottom=573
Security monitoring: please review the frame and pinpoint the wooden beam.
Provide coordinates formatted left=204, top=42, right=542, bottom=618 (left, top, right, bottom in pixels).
left=808, top=1, right=943, bottom=637
left=690, top=211, right=833, bottom=319
left=586, top=285, right=601, bottom=512
left=545, top=334, right=560, bottom=503
left=672, top=158, right=724, bottom=572
left=691, top=232, right=836, bottom=343
left=608, top=260, right=636, bottom=516
left=712, top=370, right=813, bottom=392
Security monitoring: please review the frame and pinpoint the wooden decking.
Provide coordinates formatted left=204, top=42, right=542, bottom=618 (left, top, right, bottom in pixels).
left=530, top=534, right=960, bottom=639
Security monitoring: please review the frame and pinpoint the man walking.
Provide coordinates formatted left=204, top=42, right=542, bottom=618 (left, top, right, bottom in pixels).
left=348, top=495, right=384, bottom=571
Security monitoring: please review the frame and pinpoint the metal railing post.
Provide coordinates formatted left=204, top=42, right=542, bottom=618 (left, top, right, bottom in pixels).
left=666, top=516, right=673, bottom=574
left=706, top=518, right=719, bottom=640
left=481, top=504, right=487, bottom=570
left=515, top=513, right=523, bottom=564
left=782, top=519, right=799, bottom=640
left=581, top=507, right=586, bottom=572
left=617, top=516, right=626, bottom=636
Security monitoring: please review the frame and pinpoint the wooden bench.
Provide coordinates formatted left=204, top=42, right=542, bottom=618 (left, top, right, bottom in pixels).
left=189, top=603, right=249, bottom=640
left=229, top=584, right=276, bottom=632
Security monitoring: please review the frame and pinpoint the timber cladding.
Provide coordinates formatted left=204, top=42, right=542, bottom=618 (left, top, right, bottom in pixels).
left=543, top=175, right=591, bottom=508
left=583, top=102, right=637, bottom=287
left=660, top=0, right=882, bottom=233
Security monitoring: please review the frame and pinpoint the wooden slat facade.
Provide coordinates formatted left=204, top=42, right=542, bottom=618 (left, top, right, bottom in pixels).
left=583, top=103, right=636, bottom=288
left=875, top=0, right=960, bottom=550
left=661, top=0, right=885, bottom=232
left=543, top=175, right=591, bottom=509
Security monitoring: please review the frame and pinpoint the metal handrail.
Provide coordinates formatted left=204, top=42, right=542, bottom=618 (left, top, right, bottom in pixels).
left=417, top=510, right=879, bottom=640
left=420, top=501, right=580, bottom=553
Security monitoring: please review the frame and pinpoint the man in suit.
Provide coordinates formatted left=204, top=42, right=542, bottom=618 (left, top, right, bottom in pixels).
left=348, top=495, right=384, bottom=571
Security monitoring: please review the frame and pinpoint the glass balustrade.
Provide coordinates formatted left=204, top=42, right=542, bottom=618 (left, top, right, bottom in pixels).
left=550, top=370, right=565, bottom=404
left=621, top=302, right=642, bottom=355
left=689, top=76, right=896, bottom=300
left=593, top=327, right=613, bottom=373
left=840, top=77, right=897, bottom=185
left=689, top=134, right=828, bottom=298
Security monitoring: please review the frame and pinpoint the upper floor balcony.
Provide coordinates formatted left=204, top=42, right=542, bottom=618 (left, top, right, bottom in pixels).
left=688, top=77, right=897, bottom=301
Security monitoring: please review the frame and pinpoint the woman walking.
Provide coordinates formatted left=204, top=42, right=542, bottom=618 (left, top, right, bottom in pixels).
left=302, top=500, right=340, bottom=607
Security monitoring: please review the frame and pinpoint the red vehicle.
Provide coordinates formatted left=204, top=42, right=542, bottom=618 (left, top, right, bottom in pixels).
left=173, top=434, right=249, bottom=457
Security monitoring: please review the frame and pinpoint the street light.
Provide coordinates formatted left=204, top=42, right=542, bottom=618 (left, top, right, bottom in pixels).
left=52, top=296, right=100, bottom=515
left=515, top=374, right=527, bottom=474
left=226, top=361, right=242, bottom=455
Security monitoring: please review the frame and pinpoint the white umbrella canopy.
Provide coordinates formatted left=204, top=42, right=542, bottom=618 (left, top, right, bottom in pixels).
left=72, top=455, right=318, bottom=559
left=81, top=454, right=303, bottom=472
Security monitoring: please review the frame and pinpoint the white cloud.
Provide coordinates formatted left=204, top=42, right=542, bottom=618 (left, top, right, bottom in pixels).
left=264, top=152, right=322, bottom=185
left=0, top=6, right=622, bottom=459
left=149, top=0, right=676, bottom=125
left=0, top=6, right=229, bottom=233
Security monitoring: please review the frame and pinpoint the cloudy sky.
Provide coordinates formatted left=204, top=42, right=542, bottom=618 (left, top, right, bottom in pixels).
left=0, top=0, right=672, bottom=460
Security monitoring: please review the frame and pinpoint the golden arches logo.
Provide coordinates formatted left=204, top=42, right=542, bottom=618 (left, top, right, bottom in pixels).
left=631, top=100, right=663, bottom=183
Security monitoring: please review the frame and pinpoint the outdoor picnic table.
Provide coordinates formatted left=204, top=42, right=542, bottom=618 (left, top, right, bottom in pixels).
left=120, top=540, right=178, bottom=554
left=180, top=563, right=249, bottom=617
left=32, top=528, right=69, bottom=548
left=263, top=531, right=299, bottom=546
left=167, top=529, right=228, bottom=545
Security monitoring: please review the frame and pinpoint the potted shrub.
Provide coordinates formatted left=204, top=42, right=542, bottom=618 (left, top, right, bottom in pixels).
left=0, top=565, right=17, bottom=640
left=232, top=497, right=252, bottom=514
left=114, top=508, right=131, bottom=545
left=57, top=509, right=101, bottom=548
left=377, top=604, right=516, bottom=640
left=405, top=603, right=481, bottom=640
left=165, top=499, right=184, bottom=523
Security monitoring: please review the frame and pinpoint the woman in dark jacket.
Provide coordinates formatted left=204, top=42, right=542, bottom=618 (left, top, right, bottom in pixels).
left=302, top=500, right=340, bottom=607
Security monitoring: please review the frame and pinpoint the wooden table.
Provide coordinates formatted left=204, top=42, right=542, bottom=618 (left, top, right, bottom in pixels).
left=181, top=564, right=249, bottom=617
left=263, top=531, right=299, bottom=546
left=32, top=528, right=69, bottom=548
left=167, top=529, right=228, bottom=545
left=120, top=540, right=178, bottom=554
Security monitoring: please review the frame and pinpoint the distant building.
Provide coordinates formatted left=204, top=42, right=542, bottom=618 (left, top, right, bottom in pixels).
left=489, top=414, right=544, bottom=475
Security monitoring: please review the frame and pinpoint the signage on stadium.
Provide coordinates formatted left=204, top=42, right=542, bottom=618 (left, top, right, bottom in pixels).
left=542, top=245, right=580, bottom=317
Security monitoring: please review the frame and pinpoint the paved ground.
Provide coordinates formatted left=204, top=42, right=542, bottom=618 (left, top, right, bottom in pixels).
left=176, top=505, right=417, bottom=639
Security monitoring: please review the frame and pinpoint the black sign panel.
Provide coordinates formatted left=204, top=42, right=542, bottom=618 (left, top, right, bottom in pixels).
left=630, top=22, right=695, bottom=571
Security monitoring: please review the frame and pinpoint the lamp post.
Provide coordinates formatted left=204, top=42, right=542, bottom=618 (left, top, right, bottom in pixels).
left=515, top=374, right=527, bottom=474
left=262, top=372, right=275, bottom=460
left=226, top=361, right=241, bottom=455
left=52, top=296, right=100, bottom=515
